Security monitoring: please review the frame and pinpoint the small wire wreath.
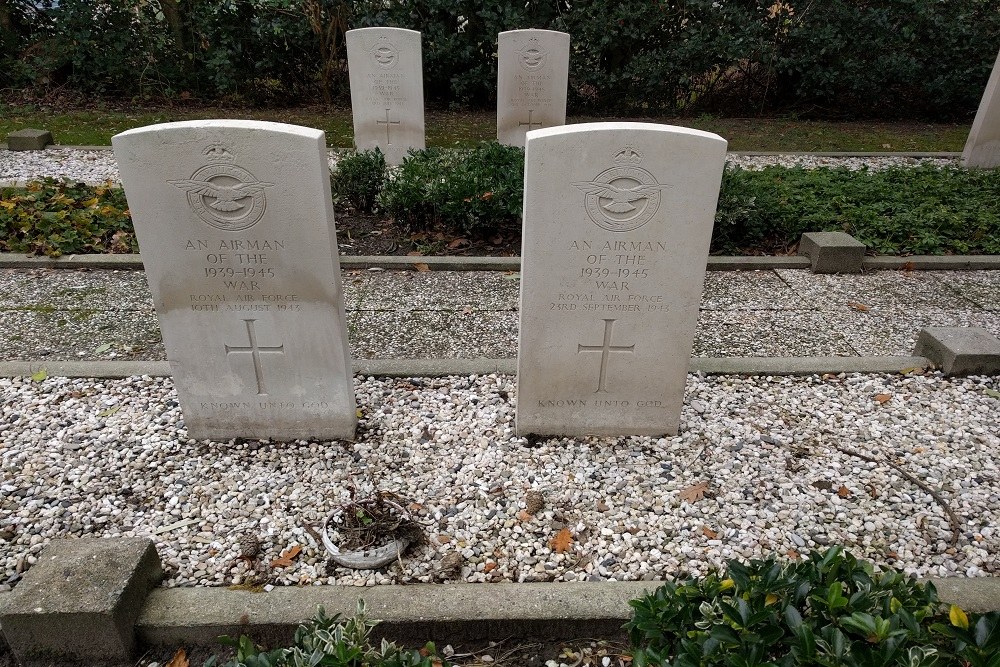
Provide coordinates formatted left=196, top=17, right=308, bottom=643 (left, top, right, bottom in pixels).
left=321, top=493, right=421, bottom=570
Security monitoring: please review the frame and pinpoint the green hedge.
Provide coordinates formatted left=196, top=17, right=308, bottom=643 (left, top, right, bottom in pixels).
left=1, top=0, right=997, bottom=118
left=4, top=160, right=1000, bottom=257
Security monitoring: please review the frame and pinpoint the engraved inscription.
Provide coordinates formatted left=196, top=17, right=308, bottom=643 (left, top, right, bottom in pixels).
left=577, top=319, right=634, bottom=393
left=224, top=319, right=284, bottom=395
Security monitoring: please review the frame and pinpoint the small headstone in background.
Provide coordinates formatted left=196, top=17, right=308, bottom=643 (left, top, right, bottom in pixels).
left=346, top=27, right=425, bottom=166
left=113, top=120, right=357, bottom=441
left=497, top=30, right=570, bottom=148
left=516, top=123, right=727, bottom=437
left=6, top=128, right=53, bottom=151
left=963, top=47, right=1000, bottom=169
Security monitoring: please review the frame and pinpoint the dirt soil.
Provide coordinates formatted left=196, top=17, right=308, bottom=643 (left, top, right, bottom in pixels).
left=335, top=210, right=521, bottom=258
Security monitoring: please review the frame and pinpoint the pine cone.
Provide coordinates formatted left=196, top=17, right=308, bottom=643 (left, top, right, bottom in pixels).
left=436, top=551, right=464, bottom=580
left=525, top=490, right=545, bottom=515
left=238, top=534, right=261, bottom=561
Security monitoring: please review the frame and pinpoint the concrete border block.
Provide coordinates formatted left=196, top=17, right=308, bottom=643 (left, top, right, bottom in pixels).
left=913, top=327, right=1000, bottom=376
left=6, top=129, right=53, bottom=151
left=798, top=232, right=867, bottom=274
left=0, top=538, right=162, bottom=665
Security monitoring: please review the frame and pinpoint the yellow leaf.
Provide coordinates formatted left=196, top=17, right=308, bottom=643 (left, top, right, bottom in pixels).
left=720, top=578, right=734, bottom=591
left=81, top=197, right=99, bottom=207
left=950, top=604, right=969, bottom=629
left=765, top=593, right=779, bottom=606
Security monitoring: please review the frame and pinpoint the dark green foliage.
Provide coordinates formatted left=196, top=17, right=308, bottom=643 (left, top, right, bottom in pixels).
left=379, top=142, right=524, bottom=237
left=5, top=163, right=1000, bottom=257
left=626, top=547, right=1000, bottom=667
left=332, top=148, right=387, bottom=214
left=713, top=165, right=1000, bottom=256
left=1, top=1, right=997, bottom=118
left=204, top=602, right=448, bottom=667
left=0, top=178, right=135, bottom=257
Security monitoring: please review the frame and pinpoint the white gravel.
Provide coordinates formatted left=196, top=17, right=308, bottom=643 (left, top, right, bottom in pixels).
left=0, top=149, right=959, bottom=186
left=2, top=371, right=997, bottom=589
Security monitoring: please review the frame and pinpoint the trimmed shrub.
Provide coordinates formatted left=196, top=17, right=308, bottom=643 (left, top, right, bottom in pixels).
left=626, top=547, right=1000, bottom=666
left=332, top=148, right=387, bottom=214
left=379, top=142, right=524, bottom=236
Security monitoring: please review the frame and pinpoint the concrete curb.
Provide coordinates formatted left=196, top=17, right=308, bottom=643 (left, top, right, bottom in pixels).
left=133, top=577, right=1000, bottom=649
left=2, top=252, right=998, bottom=272
left=0, top=356, right=932, bottom=379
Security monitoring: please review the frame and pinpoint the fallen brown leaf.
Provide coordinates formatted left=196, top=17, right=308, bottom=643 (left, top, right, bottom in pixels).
left=447, top=238, right=469, bottom=249
left=406, top=250, right=423, bottom=256
left=270, top=544, right=302, bottom=568
left=550, top=527, right=573, bottom=553
left=413, top=262, right=430, bottom=272
left=837, top=485, right=852, bottom=498
left=679, top=481, right=709, bottom=503
left=787, top=549, right=800, bottom=559
left=484, top=561, right=497, bottom=573
left=874, top=393, right=892, bottom=404
left=516, top=510, right=533, bottom=522
left=165, top=648, right=189, bottom=667
left=847, top=301, right=871, bottom=312
left=702, top=526, right=719, bottom=539
left=436, top=534, right=451, bottom=544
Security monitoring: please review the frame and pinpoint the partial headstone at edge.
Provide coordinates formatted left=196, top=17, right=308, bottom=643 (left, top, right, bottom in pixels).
left=112, top=120, right=357, bottom=441
left=963, top=47, right=1000, bottom=169
left=516, top=122, right=727, bottom=437
left=346, top=27, right=426, bottom=166
left=497, top=29, right=570, bottom=148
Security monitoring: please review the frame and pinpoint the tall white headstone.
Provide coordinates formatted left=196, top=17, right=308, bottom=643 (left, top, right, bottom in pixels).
left=112, top=120, right=357, bottom=441
left=346, top=27, right=425, bottom=166
left=497, top=29, right=570, bottom=148
left=516, top=123, right=727, bottom=437
left=963, top=47, right=1000, bottom=169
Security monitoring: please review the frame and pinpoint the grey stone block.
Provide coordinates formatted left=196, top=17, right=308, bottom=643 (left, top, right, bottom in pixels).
left=798, top=231, right=867, bottom=274
left=913, top=326, right=1000, bottom=376
left=6, top=129, right=53, bottom=151
left=0, top=537, right=162, bottom=665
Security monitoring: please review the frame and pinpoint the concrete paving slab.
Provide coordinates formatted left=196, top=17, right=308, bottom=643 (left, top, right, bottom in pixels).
left=836, top=308, right=1000, bottom=357
left=0, top=308, right=164, bottom=361
left=0, top=269, right=153, bottom=311
left=775, top=269, right=979, bottom=312
left=701, top=270, right=805, bottom=311
left=694, top=310, right=857, bottom=357
left=343, top=270, right=520, bottom=311
left=349, top=310, right=519, bottom=359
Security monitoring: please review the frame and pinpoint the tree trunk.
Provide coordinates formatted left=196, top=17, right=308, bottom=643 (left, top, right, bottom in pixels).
left=160, top=0, right=187, bottom=53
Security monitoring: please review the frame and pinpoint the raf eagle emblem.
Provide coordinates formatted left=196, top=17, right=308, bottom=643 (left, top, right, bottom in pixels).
left=167, top=178, right=275, bottom=212
left=571, top=180, right=671, bottom=214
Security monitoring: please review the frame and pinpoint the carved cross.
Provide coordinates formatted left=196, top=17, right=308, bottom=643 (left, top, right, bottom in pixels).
left=376, top=108, right=401, bottom=144
left=518, top=109, right=543, bottom=131
left=577, top=319, right=634, bottom=393
left=224, top=319, right=284, bottom=395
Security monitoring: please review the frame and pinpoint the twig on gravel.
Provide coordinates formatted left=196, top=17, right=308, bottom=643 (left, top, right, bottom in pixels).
left=832, top=442, right=961, bottom=548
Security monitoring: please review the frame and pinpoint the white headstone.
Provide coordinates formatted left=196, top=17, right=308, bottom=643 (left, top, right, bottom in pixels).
left=963, top=48, right=1000, bottom=169
left=497, top=29, right=570, bottom=148
left=516, top=123, right=727, bottom=437
left=112, top=120, right=357, bottom=441
left=346, top=27, right=425, bottom=166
